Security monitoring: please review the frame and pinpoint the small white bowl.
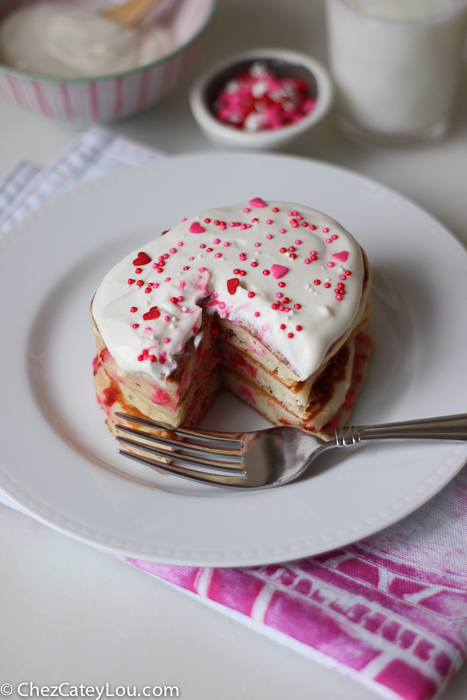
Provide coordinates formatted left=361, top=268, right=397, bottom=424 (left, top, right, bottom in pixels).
left=190, top=48, right=333, bottom=150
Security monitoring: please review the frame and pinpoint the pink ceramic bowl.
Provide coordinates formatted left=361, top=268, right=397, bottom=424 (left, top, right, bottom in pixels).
left=0, top=0, right=216, bottom=124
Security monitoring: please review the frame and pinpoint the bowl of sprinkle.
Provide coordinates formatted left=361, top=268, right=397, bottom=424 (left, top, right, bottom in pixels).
left=190, top=47, right=333, bottom=150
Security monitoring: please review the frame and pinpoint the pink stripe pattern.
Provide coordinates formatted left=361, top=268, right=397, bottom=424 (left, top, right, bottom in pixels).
left=124, top=467, right=467, bottom=700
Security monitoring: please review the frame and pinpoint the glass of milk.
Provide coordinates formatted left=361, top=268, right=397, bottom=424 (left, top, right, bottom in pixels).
left=325, top=0, right=467, bottom=145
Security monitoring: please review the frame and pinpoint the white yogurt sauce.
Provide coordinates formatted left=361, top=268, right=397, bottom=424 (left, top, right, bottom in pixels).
left=326, top=0, right=467, bottom=135
left=0, top=3, right=175, bottom=78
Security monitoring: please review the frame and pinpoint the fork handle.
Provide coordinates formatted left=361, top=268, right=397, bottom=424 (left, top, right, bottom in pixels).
left=333, top=413, right=467, bottom=445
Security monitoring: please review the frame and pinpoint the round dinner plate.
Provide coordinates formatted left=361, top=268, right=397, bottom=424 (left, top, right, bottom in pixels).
left=1, top=152, right=466, bottom=567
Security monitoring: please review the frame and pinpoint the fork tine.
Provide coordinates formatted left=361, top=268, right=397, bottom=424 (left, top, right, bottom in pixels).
left=115, top=412, right=244, bottom=448
left=116, top=424, right=243, bottom=459
left=119, top=450, right=247, bottom=486
left=118, top=438, right=246, bottom=477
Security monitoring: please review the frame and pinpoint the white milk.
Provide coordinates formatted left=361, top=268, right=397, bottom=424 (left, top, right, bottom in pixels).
left=325, top=0, right=467, bottom=138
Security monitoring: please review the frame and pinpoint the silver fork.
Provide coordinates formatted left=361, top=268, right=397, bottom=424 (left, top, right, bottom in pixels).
left=114, top=412, right=467, bottom=490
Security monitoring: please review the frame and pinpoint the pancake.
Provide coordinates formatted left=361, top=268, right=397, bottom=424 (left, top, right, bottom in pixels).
left=91, top=199, right=373, bottom=437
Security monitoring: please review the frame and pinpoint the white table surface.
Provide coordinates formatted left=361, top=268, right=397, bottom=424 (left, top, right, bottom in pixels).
left=1, top=0, right=467, bottom=698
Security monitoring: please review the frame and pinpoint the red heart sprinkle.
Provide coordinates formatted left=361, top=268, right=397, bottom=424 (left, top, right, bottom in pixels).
left=227, top=278, right=239, bottom=295
left=189, top=222, right=206, bottom=234
left=142, top=307, right=160, bottom=321
left=133, top=252, right=152, bottom=266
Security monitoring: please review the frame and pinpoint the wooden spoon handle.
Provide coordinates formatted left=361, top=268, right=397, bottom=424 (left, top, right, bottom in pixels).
left=103, top=0, right=162, bottom=27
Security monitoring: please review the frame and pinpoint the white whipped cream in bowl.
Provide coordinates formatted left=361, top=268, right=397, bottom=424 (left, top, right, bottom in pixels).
left=0, top=0, right=216, bottom=123
left=0, top=3, right=175, bottom=78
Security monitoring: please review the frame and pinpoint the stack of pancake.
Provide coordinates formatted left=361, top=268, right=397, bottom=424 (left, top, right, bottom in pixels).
left=91, top=200, right=373, bottom=438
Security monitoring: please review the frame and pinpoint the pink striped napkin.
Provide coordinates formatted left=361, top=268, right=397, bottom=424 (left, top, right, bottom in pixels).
left=1, top=126, right=466, bottom=700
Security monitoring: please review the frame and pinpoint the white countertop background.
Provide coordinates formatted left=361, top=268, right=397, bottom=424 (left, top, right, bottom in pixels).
left=1, top=0, right=467, bottom=697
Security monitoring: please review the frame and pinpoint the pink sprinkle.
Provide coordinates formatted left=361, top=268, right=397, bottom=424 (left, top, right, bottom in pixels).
left=327, top=262, right=335, bottom=268
left=248, top=198, right=266, bottom=208
left=163, top=254, right=169, bottom=259
left=279, top=229, right=286, bottom=234
left=276, top=293, right=283, bottom=298
left=295, top=240, right=302, bottom=245
left=332, top=251, right=349, bottom=262
left=180, top=281, right=186, bottom=288
left=287, top=211, right=293, bottom=216
left=304, top=259, right=311, bottom=264
left=189, top=222, right=205, bottom=234
left=340, top=274, right=347, bottom=280
left=336, top=294, right=343, bottom=300
left=164, top=338, right=170, bottom=343
left=215, top=253, right=222, bottom=258
left=279, top=305, right=285, bottom=311
left=189, top=256, right=195, bottom=261
left=326, top=238, right=332, bottom=243
left=199, top=267, right=206, bottom=272
left=285, top=308, right=291, bottom=312
left=223, top=242, right=230, bottom=247
left=152, top=263, right=157, bottom=268
left=213, top=239, right=221, bottom=244
left=322, top=228, right=329, bottom=233
left=271, top=264, right=288, bottom=279
left=177, top=241, right=184, bottom=246
left=219, top=302, right=225, bottom=310
left=266, top=234, right=273, bottom=239
left=311, top=251, right=317, bottom=255
left=165, top=277, right=171, bottom=282
left=164, top=316, right=170, bottom=321
left=255, top=242, right=261, bottom=247
left=293, top=211, right=298, bottom=215
left=229, top=222, right=235, bottom=227
left=254, top=312, right=260, bottom=317
left=153, top=283, right=159, bottom=289
left=220, top=225, right=226, bottom=230
left=243, top=208, right=251, bottom=213
left=177, top=296, right=184, bottom=302
left=296, top=215, right=303, bottom=221
left=182, top=218, right=187, bottom=222
left=145, top=327, right=152, bottom=333
left=240, top=224, right=247, bottom=230
left=291, top=222, right=298, bottom=228
left=266, top=219, right=273, bottom=225
left=170, top=248, right=177, bottom=254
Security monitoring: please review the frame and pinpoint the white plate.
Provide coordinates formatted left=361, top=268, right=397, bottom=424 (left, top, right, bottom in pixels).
left=1, top=152, right=466, bottom=567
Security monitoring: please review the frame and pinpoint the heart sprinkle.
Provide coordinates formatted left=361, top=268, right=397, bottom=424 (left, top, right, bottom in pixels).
left=133, top=252, right=152, bottom=266
left=248, top=197, right=267, bottom=208
left=189, top=222, right=206, bottom=234
left=271, top=264, right=288, bottom=279
left=331, top=251, right=349, bottom=262
left=227, top=278, right=239, bottom=295
left=142, top=307, right=161, bottom=321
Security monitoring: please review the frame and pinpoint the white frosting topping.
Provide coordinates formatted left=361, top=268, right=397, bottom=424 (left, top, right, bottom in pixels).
left=92, top=200, right=364, bottom=382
